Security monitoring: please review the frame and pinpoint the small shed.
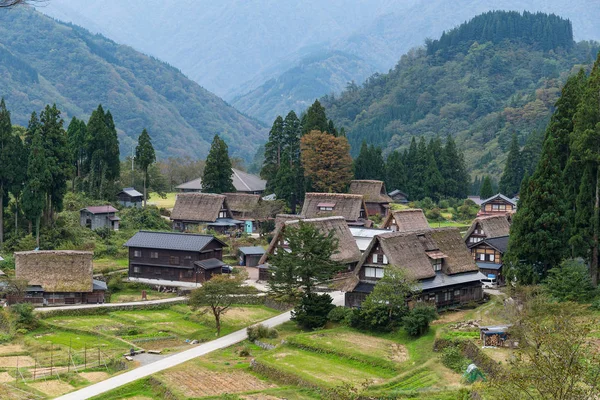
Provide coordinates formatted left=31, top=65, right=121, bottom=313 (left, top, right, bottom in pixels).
left=388, top=189, right=408, bottom=204
left=238, top=246, right=266, bottom=267
left=480, top=324, right=513, bottom=347
left=117, top=187, right=143, bottom=208
left=80, top=205, right=120, bottom=231
left=194, top=258, right=227, bottom=282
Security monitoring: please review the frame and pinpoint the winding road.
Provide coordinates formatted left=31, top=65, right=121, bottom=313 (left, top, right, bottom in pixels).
left=54, top=292, right=344, bottom=400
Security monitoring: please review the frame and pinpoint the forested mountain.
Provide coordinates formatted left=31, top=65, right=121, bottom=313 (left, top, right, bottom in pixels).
left=0, top=7, right=266, bottom=161
left=322, top=11, right=600, bottom=178
left=37, top=1, right=600, bottom=123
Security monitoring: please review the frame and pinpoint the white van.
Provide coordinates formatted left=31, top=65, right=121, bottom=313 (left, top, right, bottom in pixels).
left=480, top=277, right=497, bottom=288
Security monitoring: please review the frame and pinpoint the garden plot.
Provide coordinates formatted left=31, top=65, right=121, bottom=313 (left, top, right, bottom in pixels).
left=0, top=355, right=36, bottom=367
left=161, top=369, right=277, bottom=397
left=0, top=344, right=27, bottom=355
left=29, top=380, right=74, bottom=397
left=79, top=371, right=110, bottom=383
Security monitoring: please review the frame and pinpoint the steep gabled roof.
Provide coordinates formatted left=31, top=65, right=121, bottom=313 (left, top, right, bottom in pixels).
left=464, top=215, right=511, bottom=240
left=171, top=193, right=228, bottom=222
left=470, top=235, right=509, bottom=254
left=301, top=193, right=367, bottom=221
left=175, top=168, right=266, bottom=192
left=124, top=231, right=226, bottom=251
left=275, top=214, right=303, bottom=228
left=260, top=216, right=361, bottom=265
left=354, top=227, right=478, bottom=281
left=481, top=193, right=517, bottom=206
left=382, top=209, right=430, bottom=232
left=224, top=193, right=261, bottom=216
left=349, top=180, right=393, bottom=203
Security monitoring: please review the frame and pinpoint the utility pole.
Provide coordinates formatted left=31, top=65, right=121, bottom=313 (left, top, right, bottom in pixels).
left=131, top=145, right=135, bottom=187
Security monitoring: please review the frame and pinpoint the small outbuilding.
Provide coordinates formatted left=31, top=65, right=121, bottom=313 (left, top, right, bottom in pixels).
left=480, top=324, right=513, bottom=347
left=238, top=246, right=266, bottom=267
left=388, top=189, right=409, bottom=204
left=117, top=187, right=143, bottom=208
left=80, top=205, right=120, bottom=231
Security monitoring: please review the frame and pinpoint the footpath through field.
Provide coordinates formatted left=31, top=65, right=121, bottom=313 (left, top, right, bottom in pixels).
left=34, top=296, right=187, bottom=313
left=55, top=292, right=344, bottom=400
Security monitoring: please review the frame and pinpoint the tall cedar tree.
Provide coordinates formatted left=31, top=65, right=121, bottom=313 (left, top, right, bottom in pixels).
left=385, top=150, right=406, bottom=193
left=6, top=133, right=26, bottom=236
left=499, top=133, right=524, bottom=197
left=441, top=135, right=470, bottom=199
left=300, top=130, right=353, bottom=193
left=571, top=54, right=600, bottom=286
left=0, top=99, right=11, bottom=245
left=301, top=100, right=329, bottom=135
left=354, top=141, right=385, bottom=181
left=268, top=221, right=344, bottom=300
left=480, top=176, right=494, bottom=199
left=411, top=138, right=429, bottom=199
left=202, top=134, right=235, bottom=194
left=423, top=141, right=444, bottom=200
left=22, top=129, right=50, bottom=248
left=261, top=115, right=284, bottom=191
left=85, top=105, right=120, bottom=199
left=404, top=138, right=419, bottom=198
left=135, top=128, right=156, bottom=207
left=507, top=136, right=569, bottom=282
left=39, top=104, right=70, bottom=223
left=66, top=117, right=87, bottom=191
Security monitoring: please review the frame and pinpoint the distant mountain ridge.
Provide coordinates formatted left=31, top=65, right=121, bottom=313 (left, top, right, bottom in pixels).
left=0, top=7, right=266, bottom=161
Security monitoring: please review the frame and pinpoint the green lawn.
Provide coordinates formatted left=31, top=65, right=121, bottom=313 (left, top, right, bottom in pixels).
left=147, top=192, right=177, bottom=209
left=93, top=257, right=128, bottom=273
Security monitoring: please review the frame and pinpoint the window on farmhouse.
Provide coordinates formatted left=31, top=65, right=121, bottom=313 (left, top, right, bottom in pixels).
left=133, top=266, right=141, bottom=273
left=365, top=267, right=384, bottom=278
left=432, top=259, right=442, bottom=272
left=170, top=256, right=180, bottom=265
left=150, top=251, right=158, bottom=259
left=134, top=250, right=142, bottom=258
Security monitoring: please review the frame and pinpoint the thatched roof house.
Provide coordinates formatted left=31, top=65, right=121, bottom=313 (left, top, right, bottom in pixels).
left=382, top=209, right=430, bottom=232
left=349, top=180, right=392, bottom=216
left=171, top=193, right=242, bottom=233
left=346, top=228, right=484, bottom=309
left=275, top=214, right=303, bottom=229
left=464, top=215, right=511, bottom=245
left=224, top=193, right=261, bottom=220
left=300, top=193, right=369, bottom=225
left=259, top=216, right=362, bottom=267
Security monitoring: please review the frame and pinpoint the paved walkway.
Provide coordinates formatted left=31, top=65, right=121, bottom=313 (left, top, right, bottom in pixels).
left=55, top=292, right=344, bottom=400
left=34, top=296, right=187, bottom=313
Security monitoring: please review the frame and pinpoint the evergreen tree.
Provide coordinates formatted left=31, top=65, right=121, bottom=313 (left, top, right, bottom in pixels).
left=66, top=117, right=87, bottom=191
left=202, top=134, right=235, bottom=194
left=5, top=133, right=26, bottom=237
left=441, top=136, right=469, bottom=199
left=135, top=128, right=156, bottom=207
left=22, top=129, right=50, bottom=248
left=404, top=138, right=419, bottom=198
left=411, top=138, right=428, bottom=200
left=499, top=133, right=524, bottom=197
left=507, top=136, right=569, bottom=282
left=480, top=176, right=494, bottom=198
left=0, top=99, right=11, bottom=245
left=385, top=150, right=406, bottom=193
left=423, top=145, right=443, bottom=200
left=353, top=141, right=370, bottom=180
left=354, top=142, right=385, bottom=181
left=261, top=115, right=284, bottom=192
left=301, top=100, right=328, bottom=135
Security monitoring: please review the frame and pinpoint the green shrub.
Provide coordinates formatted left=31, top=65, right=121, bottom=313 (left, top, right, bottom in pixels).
left=438, top=199, right=450, bottom=209
left=440, top=346, right=470, bottom=373
left=247, top=324, right=278, bottom=341
left=327, top=306, right=352, bottom=324
left=10, top=303, right=38, bottom=330
left=291, top=293, right=335, bottom=330
left=545, top=259, right=597, bottom=303
left=108, top=274, right=125, bottom=292
left=239, top=346, right=251, bottom=357
left=590, top=298, right=600, bottom=311
left=349, top=303, right=404, bottom=332
left=418, top=197, right=435, bottom=210
left=402, top=304, right=437, bottom=337
left=120, top=206, right=171, bottom=231
left=426, top=207, right=444, bottom=222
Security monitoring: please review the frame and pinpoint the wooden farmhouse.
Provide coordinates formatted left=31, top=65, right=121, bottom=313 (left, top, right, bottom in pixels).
left=345, top=228, right=485, bottom=309
left=464, top=215, right=510, bottom=245
left=125, top=231, right=228, bottom=287
left=301, top=193, right=370, bottom=227
left=470, top=236, right=509, bottom=285
left=382, top=209, right=430, bottom=232
left=349, top=180, right=393, bottom=217
left=171, top=193, right=243, bottom=234
left=478, top=194, right=517, bottom=217
left=176, top=168, right=266, bottom=195
left=117, top=187, right=143, bottom=208
left=259, top=216, right=362, bottom=272
left=224, top=193, right=261, bottom=233
left=388, top=189, right=409, bottom=204
left=12, top=251, right=106, bottom=305
left=80, top=205, right=120, bottom=231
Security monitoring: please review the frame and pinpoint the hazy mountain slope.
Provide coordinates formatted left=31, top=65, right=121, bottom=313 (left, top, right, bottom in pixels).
left=37, top=0, right=600, bottom=123
left=0, top=7, right=266, bottom=161
left=322, top=12, right=600, bottom=178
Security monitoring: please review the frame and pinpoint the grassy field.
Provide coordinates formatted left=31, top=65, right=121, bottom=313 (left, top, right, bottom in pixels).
left=93, top=258, right=128, bottom=273
left=147, top=192, right=177, bottom=209
left=109, top=288, right=178, bottom=303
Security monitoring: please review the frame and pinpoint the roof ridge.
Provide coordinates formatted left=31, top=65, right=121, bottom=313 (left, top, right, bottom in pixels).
left=137, top=230, right=214, bottom=238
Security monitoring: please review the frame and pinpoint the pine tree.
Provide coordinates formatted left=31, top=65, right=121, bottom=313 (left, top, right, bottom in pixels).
left=0, top=98, right=12, bottom=245
left=135, top=128, right=156, bottom=207
left=441, top=135, right=469, bottom=199
left=202, top=134, right=235, bottom=194
left=301, top=100, right=328, bottom=135
left=6, top=134, right=26, bottom=236
left=507, top=136, right=569, bottom=282
left=411, top=138, right=428, bottom=200
left=354, top=141, right=370, bottom=179
left=499, top=133, right=524, bottom=197
left=480, top=176, right=494, bottom=199
left=354, top=142, right=385, bottom=181
left=261, top=115, right=284, bottom=192
left=85, top=105, right=120, bottom=199
left=423, top=145, right=443, bottom=200
left=404, top=138, right=419, bottom=199
left=385, top=150, right=406, bottom=193
left=66, top=117, right=87, bottom=191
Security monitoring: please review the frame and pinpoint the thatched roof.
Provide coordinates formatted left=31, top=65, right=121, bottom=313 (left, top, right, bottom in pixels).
left=224, top=193, right=260, bottom=217
left=15, top=251, right=94, bottom=293
left=382, top=209, right=430, bottom=232
left=301, top=193, right=367, bottom=221
left=260, top=216, right=361, bottom=265
left=349, top=180, right=392, bottom=203
left=171, top=193, right=229, bottom=222
left=355, top=227, right=478, bottom=280
left=464, top=215, right=511, bottom=240
left=275, top=214, right=303, bottom=229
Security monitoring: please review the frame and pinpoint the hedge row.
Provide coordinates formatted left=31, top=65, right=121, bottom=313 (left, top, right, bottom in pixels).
left=36, top=300, right=187, bottom=319
left=286, top=335, right=398, bottom=371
